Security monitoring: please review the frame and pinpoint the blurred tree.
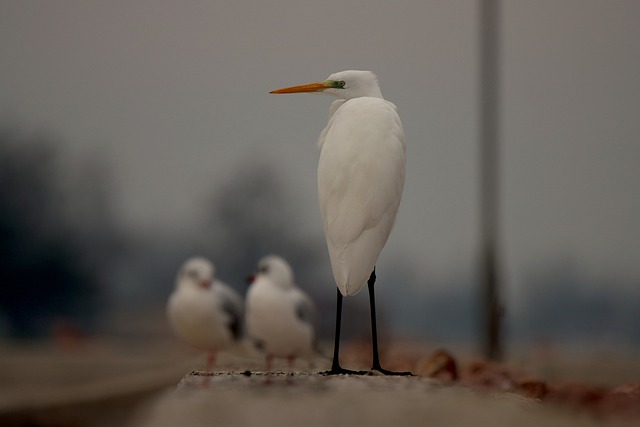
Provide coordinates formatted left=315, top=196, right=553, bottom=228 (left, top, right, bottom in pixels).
left=199, top=162, right=321, bottom=284
left=198, top=160, right=350, bottom=339
left=512, top=261, right=640, bottom=346
left=0, top=128, right=116, bottom=338
left=125, top=158, right=387, bottom=341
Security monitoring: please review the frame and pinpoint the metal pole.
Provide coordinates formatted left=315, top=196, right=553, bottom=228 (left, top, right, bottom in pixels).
left=479, top=0, right=503, bottom=360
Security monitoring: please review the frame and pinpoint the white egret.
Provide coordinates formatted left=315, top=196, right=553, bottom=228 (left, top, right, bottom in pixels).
left=245, top=255, right=317, bottom=371
left=270, top=70, right=409, bottom=375
left=167, top=257, right=245, bottom=372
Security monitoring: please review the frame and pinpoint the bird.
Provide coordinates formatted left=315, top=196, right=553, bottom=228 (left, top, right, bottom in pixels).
left=167, top=257, right=245, bottom=373
left=270, top=70, right=410, bottom=375
left=245, top=255, right=317, bottom=371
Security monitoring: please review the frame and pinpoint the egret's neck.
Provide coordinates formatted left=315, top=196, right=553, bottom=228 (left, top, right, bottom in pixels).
left=367, top=87, right=384, bottom=99
left=341, top=88, right=383, bottom=100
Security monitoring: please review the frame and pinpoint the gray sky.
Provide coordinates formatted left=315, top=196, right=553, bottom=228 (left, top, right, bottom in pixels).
left=1, top=0, right=639, bottom=307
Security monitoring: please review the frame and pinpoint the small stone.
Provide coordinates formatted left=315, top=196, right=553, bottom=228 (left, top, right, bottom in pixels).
left=414, top=349, right=458, bottom=383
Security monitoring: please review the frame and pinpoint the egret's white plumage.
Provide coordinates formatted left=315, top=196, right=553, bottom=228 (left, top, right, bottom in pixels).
left=245, top=255, right=316, bottom=368
left=270, top=70, right=409, bottom=375
left=167, top=257, right=244, bottom=371
left=318, top=85, right=405, bottom=295
left=272, top=70, right=405, bottom=296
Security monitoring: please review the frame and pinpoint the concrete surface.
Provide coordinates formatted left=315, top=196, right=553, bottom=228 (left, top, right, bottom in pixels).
left=1, top=340, right=638, bottom=427
left=132, top=370, right=632, bottom=427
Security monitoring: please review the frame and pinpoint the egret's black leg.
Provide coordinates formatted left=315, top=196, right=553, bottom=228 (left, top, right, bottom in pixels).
left=322, top=287, right=366, bottom=375
left=368, top=268, right=413, bottom=376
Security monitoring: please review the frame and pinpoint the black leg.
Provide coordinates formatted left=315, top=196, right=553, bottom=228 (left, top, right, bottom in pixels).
left=322, top=287, right=366, bottom=375
left=368, top=268, right=413, bottom=376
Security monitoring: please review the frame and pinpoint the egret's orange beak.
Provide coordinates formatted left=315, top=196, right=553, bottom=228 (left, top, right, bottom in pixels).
left=270, top=81, right=327, bottom=94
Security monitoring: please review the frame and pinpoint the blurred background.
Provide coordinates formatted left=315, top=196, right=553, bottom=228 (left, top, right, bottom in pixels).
left=1, top=0, right=639, bottom=391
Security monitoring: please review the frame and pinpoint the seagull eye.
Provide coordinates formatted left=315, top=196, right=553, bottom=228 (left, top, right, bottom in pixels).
left=259, top=266, right=269, bottom=274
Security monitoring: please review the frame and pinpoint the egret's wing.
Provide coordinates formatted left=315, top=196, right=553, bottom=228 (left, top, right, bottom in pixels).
left=318, top=97, right=406, bottom=296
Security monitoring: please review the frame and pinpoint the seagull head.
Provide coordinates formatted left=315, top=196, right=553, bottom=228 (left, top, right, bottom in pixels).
left=254, top=255, right=294, bottom=290
left=177, top=257, right=214, bottom=290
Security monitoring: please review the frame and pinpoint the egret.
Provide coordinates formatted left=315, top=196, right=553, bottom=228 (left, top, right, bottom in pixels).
left=167, top=257, right=245, bottom=373
left=270, top=70, right=409, bottom=375
left=245, top=255, right=317, bottom=371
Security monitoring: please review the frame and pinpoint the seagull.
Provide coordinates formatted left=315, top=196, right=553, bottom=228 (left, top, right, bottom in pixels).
left=245, top=255, right=317, bottom=371
left=270, top=70, right=410, bottom=375
left=167, top=257, right=244, bottom=372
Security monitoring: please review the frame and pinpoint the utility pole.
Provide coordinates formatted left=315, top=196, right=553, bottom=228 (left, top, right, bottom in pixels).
left=479, top=0, right=503, bottom=360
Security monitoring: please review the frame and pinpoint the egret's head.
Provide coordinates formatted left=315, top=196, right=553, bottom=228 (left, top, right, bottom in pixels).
left=177, top=257, right=214, bottom=290
left=270, top=70, right=383, bottom=100
left=254, top=255, right=294, bottom=289
left=323, top=70, right=383, bottom=99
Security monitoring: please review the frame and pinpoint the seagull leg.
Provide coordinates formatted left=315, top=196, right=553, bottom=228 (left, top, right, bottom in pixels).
left=368, top=268, right=413, bottom=376
left=287, top=355, right=295, bottom=369
left=322, top=287, right=367, bottom=375
left=263, top=354, right=275, bottom=384
left=201, top=350, right=217, bottom=386
left=206, top=350, right=217, bottom=372
left=286, top=355, right=296, bottom=384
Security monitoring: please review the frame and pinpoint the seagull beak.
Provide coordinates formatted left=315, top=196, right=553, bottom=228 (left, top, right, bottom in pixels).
left=246, top=274, right=256, bottom=284
left=200, top=279, right=212, bottom=289
left=270, top=81, right=328, bottom=94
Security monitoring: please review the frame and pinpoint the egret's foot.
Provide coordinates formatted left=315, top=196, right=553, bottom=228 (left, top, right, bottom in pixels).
left=371, top=366, right=414, bottom=376
left=322, top=364, right=368, bottom=376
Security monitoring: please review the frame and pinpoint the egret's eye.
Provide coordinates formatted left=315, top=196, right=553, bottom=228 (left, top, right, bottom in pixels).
left=259, top=265, right=269, bottom=274
left=338, top=80, right=346, bottom=88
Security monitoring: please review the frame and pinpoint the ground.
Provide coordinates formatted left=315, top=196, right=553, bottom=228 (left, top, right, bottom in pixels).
left=0, top=338, right=639, bottom=427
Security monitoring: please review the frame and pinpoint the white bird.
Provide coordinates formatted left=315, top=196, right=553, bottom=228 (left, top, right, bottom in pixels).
left=245, top=255, right=317, bottom=371
left=270, top=70, right=409, bottom=375
left=167, top=257, right=245, bottom=372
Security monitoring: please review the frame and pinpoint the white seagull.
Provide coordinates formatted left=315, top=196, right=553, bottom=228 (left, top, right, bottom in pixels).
left=167, top=257, right=244, bottom=372
left=270, top=70, right=410, bottom=375
left=245, top=255, right=317, bottom=371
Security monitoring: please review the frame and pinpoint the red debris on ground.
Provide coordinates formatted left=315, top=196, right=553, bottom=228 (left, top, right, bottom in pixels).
left=338, top=342, right=640, bottom=419
left=414, top=349, right=640, bottom=420
left=516, top=379, right=548, bottom=400
left=414, top=349, right=458, bottom=383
